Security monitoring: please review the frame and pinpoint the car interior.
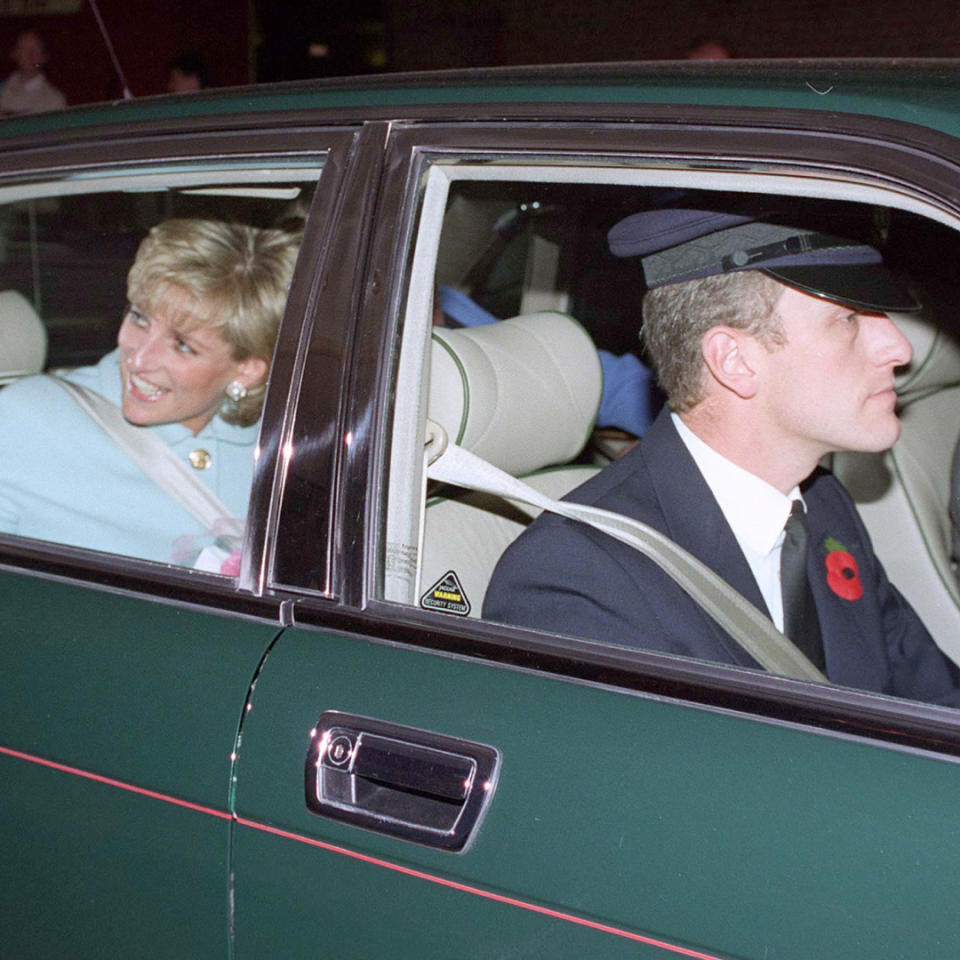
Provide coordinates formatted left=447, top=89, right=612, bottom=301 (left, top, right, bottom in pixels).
left=387, top=160, right=960, bottom=675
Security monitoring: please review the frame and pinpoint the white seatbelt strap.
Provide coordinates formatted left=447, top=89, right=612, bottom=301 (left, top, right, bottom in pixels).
left=50, top=376, right=242, bottom=541
left=425, top=421, right=827, bottom=683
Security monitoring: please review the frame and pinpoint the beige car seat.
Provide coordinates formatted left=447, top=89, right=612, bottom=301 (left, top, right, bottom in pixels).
left=832, top=310, right=960, bottom=664
left=419, top=312, right=602, bottom=618
left=0, top=290, right=46, bottom=385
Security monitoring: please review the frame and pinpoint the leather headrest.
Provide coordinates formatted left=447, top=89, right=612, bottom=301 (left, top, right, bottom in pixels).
left=0, top=290, right=46, bottom=384
left=892, top=307, right=960, bottom=400
left=429, top=312, right=602, bottom=476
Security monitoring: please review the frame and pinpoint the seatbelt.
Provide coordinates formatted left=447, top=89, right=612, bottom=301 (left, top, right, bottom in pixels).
left=425, top=420, right=827, bottom=684
left=49, top=376, right=242, bottom=542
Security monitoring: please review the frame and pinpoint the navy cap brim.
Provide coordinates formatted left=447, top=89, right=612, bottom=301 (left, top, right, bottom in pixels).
left=765, top=263, right=920, bottom=313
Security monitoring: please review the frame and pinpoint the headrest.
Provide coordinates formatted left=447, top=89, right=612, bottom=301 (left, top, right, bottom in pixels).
left=0, top=290, right=46, bottom=385
left=892, top=310, right=960, bottom=400
left=429, top=312, right=602, bottom=476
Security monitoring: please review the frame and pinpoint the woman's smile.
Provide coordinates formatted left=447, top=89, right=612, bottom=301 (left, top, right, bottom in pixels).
left=127, top=371, right=169, bottom=400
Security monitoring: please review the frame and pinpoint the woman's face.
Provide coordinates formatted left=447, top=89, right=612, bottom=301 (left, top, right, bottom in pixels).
left=117, top=287, right=267, bottom=435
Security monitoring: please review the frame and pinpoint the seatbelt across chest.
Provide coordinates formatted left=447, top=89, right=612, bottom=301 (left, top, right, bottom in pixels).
left=425, top=421, right=827, bottom=684
left=49, top=375, right=242, bottom=542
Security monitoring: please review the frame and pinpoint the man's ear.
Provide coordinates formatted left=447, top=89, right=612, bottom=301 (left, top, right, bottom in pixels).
left=700, top=326, right=759, bottom=400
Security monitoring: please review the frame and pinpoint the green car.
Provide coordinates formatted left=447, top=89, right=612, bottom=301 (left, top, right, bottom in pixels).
left=4, top=61, right=960, bottom=959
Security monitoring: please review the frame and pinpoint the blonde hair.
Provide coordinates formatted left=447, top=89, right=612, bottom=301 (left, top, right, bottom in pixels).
left=641, top=270, right=784, bottom=413
left=126, top=218, right=300, bottom=425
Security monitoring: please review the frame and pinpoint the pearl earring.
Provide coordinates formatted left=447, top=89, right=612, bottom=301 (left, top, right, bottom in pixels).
left=226, top=380, right=248, bottom=403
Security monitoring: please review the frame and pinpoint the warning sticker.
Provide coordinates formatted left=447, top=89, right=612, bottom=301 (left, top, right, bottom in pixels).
left=420, top=570, right=471, bottom=616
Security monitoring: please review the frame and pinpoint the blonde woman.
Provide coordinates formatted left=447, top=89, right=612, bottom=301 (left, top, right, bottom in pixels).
left=0, top=218, right=299, bottom=567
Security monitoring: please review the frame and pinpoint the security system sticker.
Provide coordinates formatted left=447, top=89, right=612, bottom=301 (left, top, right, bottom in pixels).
left=420, top=570, right=471, bottom=616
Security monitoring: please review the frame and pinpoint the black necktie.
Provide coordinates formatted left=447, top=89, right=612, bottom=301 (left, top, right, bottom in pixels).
left=780, top=500, right=825, bottom=670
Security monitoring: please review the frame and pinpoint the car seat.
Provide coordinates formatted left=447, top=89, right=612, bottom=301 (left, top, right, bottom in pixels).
left=419, top=312, right=602, bottom=618
left=0, top=290, right=46, bottom=385
left=832, top=309, right=960, bottom=664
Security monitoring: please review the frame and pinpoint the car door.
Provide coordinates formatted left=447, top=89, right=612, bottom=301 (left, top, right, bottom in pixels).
left=0, top=118, right=356, bottom=958
left=232, top=111, right=960, bottom=960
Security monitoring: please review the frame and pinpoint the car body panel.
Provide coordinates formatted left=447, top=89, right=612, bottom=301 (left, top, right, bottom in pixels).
left=0, top=567, right=281, bottom=957
left=3, top=758, right=231, bottom=957
left=233, top=621, right=960, bottom=960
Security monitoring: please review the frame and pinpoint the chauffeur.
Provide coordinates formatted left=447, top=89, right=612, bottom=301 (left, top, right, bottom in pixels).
left=484, top=208, right=960, bottom=705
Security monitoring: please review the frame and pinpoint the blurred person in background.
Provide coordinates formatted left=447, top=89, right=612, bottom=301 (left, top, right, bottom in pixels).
left=0, top=29, right=66, bottom=114
left=686, top=38, right=731, bottom=60
left=167, top=52, right=208, bottom=93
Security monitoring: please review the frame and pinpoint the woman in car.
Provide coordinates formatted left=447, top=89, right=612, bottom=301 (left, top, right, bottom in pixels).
left=0, top=217, right=300, bottom=568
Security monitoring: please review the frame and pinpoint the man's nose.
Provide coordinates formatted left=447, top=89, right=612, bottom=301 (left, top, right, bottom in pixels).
left=871, top=313, right=913, bottom=367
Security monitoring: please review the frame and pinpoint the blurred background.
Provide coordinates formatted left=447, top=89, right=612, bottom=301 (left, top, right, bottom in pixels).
left=0, top=0, right=959, bottom=105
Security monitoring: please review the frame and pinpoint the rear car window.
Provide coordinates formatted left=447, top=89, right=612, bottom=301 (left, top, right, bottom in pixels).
left=0, top=161, right=321, bottom=570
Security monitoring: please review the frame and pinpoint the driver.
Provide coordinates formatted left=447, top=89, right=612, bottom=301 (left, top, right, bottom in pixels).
left=484, top=208, right=960, bottom=704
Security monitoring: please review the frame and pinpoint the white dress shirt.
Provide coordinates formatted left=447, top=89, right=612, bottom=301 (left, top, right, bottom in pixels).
left=671, top=413, right=802, bottom=631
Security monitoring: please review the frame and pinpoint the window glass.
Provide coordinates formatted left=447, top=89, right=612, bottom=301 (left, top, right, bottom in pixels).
left=384, top=157, right=960, bottom=706
left=0, top=161, right=321, bottom=572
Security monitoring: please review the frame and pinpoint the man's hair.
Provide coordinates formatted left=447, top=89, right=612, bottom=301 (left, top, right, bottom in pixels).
left=641, top=269, right=784, bottom=413
left=126, top=218, right=300, bottom=426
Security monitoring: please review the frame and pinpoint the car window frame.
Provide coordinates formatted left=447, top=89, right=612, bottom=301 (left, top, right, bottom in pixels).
left=266, top=121, right=392, bottom=599
left=0, top=120, right=358, bottom=615
left=288, top=110, right=960, bottom=763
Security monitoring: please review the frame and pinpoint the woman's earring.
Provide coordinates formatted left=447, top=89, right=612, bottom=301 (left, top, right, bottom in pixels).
left=226, top=380, right=248, bottom=403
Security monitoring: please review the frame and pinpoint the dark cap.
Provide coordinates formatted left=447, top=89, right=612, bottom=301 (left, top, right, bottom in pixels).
left=608, top=208, right=919, bottom=312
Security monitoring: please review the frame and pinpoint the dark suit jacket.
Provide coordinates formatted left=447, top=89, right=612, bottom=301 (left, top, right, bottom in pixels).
left=484, top=408, right=960, bottom=705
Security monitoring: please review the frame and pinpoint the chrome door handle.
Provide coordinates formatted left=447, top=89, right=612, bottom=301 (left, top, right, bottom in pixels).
left=305, top=712, right=500, bottom=852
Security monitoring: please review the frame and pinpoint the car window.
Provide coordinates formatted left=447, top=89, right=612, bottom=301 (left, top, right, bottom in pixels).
left=0, top=160, right=321, bottom=572
left=381, top=155, right=960, bottom=704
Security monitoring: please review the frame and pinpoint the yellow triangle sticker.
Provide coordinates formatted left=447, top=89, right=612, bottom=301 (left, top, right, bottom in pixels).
left=420, top=570, right=471, bottom=616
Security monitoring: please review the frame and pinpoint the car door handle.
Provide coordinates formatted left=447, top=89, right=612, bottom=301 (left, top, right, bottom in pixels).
left=305, top=711, right=500, bottom=852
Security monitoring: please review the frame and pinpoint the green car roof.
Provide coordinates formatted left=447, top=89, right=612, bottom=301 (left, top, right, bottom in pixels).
left=4, top=59, right=960, bottom=139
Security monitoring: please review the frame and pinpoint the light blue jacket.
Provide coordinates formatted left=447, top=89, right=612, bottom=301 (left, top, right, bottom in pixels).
left=0, top=349, right=260, bottom=565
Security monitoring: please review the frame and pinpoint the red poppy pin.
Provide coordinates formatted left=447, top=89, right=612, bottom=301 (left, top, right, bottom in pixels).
left=823, top=536, right=863, bottom=601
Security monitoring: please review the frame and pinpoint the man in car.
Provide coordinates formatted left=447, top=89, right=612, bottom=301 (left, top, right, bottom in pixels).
left=483, top=208, right=960, bottom=704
